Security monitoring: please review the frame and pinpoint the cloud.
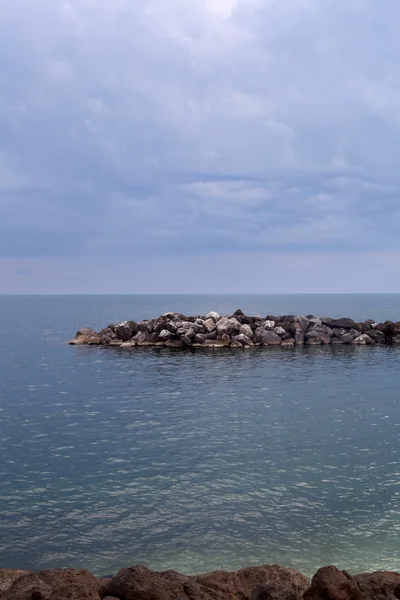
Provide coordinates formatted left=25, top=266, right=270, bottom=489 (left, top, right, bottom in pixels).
left=1, top=0, right=400, bottom=290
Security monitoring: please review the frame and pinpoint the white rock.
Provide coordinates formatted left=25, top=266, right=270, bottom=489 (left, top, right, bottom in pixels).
left=206, top=311, right=220, bottom=322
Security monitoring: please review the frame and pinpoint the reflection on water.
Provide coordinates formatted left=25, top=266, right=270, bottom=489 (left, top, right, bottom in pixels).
left=0, top=295, right=400, bottom=576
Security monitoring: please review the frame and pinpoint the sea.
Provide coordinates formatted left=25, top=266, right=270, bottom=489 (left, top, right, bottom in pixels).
left=1, top=294, right=400, bottom=577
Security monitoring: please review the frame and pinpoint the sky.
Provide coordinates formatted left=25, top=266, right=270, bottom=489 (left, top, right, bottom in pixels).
left=1, top=0, right=400, bottom=293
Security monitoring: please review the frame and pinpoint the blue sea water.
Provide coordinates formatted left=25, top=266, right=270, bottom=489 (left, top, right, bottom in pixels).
left=0, top=294, right=400, bottom=577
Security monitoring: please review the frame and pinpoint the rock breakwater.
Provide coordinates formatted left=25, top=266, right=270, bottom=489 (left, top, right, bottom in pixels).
left=1, top=564, right=400, bottom=599
left=69, top=309, right=400, bottom=348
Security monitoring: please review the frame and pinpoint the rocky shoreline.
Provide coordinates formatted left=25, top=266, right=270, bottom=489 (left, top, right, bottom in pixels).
left=69, top=309, right=400, bottom=349
left=1, top=563, right=400, bottom=599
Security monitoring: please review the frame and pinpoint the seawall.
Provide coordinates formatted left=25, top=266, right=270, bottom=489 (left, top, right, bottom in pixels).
left=68, top=309, right=400, bottom=348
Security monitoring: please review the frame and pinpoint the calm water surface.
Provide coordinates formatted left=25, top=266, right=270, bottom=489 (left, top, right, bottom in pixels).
left=0, top=295, right=400, bottom=576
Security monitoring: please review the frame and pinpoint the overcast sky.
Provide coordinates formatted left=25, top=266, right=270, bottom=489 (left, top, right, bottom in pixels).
left=1, top=0, right=400, bottom=293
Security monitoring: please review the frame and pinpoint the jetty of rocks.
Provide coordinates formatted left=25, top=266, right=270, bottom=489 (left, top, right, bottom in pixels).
left=1, top=563, right=400, bottom=599
left=69, top=309, right=400, bottom=349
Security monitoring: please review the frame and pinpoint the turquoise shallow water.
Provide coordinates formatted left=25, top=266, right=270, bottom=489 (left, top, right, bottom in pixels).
left=0, top=294, right=400, bottom=576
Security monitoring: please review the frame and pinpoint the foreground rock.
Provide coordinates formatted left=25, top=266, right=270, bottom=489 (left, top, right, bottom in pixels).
left=69, top=310, right=400, bottom=349
left=1, top=565, right=400, bottom=600
left=103, top=564, right=309, bottom=600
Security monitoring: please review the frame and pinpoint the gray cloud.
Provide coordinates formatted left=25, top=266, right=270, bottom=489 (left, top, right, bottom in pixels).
left=1, top=0, right=400, bottom=290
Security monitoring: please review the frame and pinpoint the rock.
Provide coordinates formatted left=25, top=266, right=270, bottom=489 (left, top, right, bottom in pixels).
left=392, top=335, right=400, bottom=344
left=204, top=318, right=217, bottom=333
left=181, top=335, right=193, bottom=347
left=351, top=334, right=374, bottom=345
left=0, top=569, right=32, bottom=595
left=104, top=564, right=309, bottom=600
left=295, top=329, right=305, bottom=345
left=233, top=309, right=245, bottom=316
left=206, top=311, right=220, bottom=322
left=194, top=333, right=206, bottom=344
left=206, top=330, right=217, bottom=340
left=1, top=568, right=101, bottom=600
left=307, top=324, right=333, bottom=338
left=303, top=566, right=363, bottom=600
left=321, top=318, right=359, bottom=330
left=230, top=341, right=243, bottom=348
left=367, top=330, right=385, bottom=343
left=233, top=333, right=254, bottom=347
left=115, top=322, right=136, bottom=342
left=296, top=316, right=310, bottom=332
left=217, top=317, right=241, bottom=336
left=68, top=328, right=101, bottom=345
left=263, top=331, right=282, bottom=345
left=264, top=320, right=275, bottom=330
left=158, top=329, right=174, bottom=341
left=166, top=322, right=178, bottom=334
left=274, top=327, right=286, bottom=337
left=240, top=324, right=253, bottom=338
left=281, top=338, right=295, bottom=347
left=354, top=571, right=400, bottom=599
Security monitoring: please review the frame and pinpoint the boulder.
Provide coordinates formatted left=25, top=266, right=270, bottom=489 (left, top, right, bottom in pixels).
left=104, top=564, right=309, bottom=600
left=194, top=333, right=206, bottom=344
left=233, top=333, right=254, bottom=347
left=281, top=338, right=295, bottom=347
left=351, top=334, right=374, bottom=345
left=354, top=570, right=400, bottom=599
left=217, top=317, right=241, bottom=336
left=204, top=318, right=217, bottom=333
left=303, top=566, right=363, bottom=600
left=264, top=320, right=275, bottom=330
left=295, top=329, right=305, bottom=345
left=240, top=324, right=254, bottom=338
left=206, top=311, right=220, bottom=322
left=296, top=316, right=310, bottom=332
left=68, top=328, right=101, bottom=345
left=230, top=341, right=243, bottom=348
left=263, top=331, right=282, bottom=345
left=274, top=327, right=287, bottom=337
left=367, top=330, right=385, bottom=344
left=321, top=318, right=359, bottom=330
left=0, top=569, right=31, bottom=595
left=1, top=568, right=101, bottom=600
left=115, top=323, right=135, bottom=342
left=158, top=329, right=174, bottom=341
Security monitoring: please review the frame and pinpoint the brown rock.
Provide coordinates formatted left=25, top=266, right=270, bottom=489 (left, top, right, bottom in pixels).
left=354, top=571, right=400, bottom=599
left=0, top=569, right=32, bottom=595
left=104, top=564, right=309, bottom=600
left=303, top=566, right=363, bottom=600
left=68, top=327, right=101, bottom=345
left=1, top=568, right=101, bottom=600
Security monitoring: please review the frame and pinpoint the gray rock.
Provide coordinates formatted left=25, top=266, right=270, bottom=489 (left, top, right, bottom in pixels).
left=263, top=331, right=282, bottom=345
left=206, top=330, right=217, bottom=340
left=322, top=317, right=359, bottom=330
left=296, top=316, right=310, bottom=332
left=352, top=334, right=374, bottom=345
left=194, top=333, right=206, bottom=344
left=204, top=318, right=217, bottom=333
left=216, top=317, right=241, bottom=336
left=240, top=324, right=253, bottom=338
left=295, top=329, right=305, bottom=345
left=264, top=320, right=275, bottom=330
left=230, top=341, right=243, bottom=348
left=206, top=311, right=220, bottom=322
left=274, top=327, right=286, bottom=337
left=158, top=329, right=173, bottom=341
left=233, top=333, right=254, bottom=346
left=281, top=338, right=295, bottom=346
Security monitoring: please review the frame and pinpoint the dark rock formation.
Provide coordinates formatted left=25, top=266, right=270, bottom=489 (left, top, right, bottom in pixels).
left=0, top=568, right=101, bottom=599
left=68, top=311, right=400, bottom=350
left=103, top=564, right=309, bottom=600
left=1, top=564, right=400, bottom=600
